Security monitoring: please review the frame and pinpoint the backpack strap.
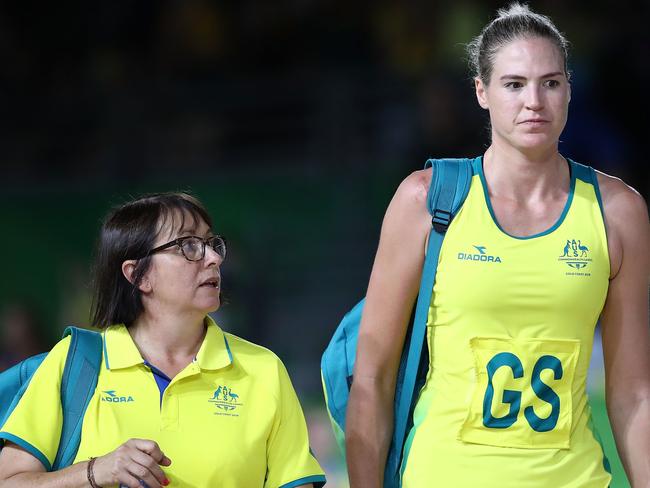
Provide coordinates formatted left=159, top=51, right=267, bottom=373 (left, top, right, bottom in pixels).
left=52, top=327, right=103, bottom=470
left=427, top=158, right=474, bottom=232
left=388, top=158, right=473, bottom=483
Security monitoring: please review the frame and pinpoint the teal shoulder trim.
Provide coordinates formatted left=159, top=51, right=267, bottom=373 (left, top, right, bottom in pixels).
left=478, top=155, right=576, bottom=240
left=591, top=170, right=606, bottom=221
left=102, top=330, right=110, bottom=370
left=566, top=158, right=606, bottom=225
left=279, top=474, right=327, bottom=488
left=471, top=155, right=483, bottom=174
left=568, top=158, right=592, bottom=183
left=0, top=432, right=52, bottom=471
left=224, top=336, right=233, bottom=362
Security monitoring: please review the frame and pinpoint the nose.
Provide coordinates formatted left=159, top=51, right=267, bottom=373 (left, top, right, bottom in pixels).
left=525, top=85, right=543, bottom=111
left=204, top=245, right=224, bottom=267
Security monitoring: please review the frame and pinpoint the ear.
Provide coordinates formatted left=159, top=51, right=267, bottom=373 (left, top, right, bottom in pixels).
left=122, top=260, right=152, bottom=293
left=475, top=77, right=489, bottom=110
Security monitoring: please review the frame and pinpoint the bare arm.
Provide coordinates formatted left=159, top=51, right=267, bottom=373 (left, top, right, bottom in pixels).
left=0, top=439, right=172, bottom=488
left=346, top=170, right=432, bottom=488
left=599, top=174, right=650, bottom=487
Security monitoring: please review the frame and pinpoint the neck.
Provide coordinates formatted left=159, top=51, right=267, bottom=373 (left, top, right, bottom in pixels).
left=129, top=308, right=207, bottom=364
left=483, top=143, right=569, bottom=202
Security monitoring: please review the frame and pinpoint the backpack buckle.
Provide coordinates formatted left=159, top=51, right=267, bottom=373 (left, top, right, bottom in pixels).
left=432, top=209, right=452, bottom=232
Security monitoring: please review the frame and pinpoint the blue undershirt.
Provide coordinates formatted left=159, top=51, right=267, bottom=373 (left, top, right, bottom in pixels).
left=143, top=361, right=172, bottom=406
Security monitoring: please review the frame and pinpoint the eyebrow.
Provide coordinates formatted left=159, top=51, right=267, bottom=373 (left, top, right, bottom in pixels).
left=500, top=72, right=564, bottom=80
left=177, top=227, right=214, bottom=238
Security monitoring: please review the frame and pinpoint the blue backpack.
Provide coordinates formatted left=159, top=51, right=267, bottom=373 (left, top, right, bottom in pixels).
left=0, top=326, right=102, bottom=470
left=321, top=158, right=474, bottom=487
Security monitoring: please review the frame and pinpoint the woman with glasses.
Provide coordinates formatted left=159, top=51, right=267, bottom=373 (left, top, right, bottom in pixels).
left=0, top=192, right=326, bottom=488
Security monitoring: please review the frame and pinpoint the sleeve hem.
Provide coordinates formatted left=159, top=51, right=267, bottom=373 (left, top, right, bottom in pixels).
left=0, top=432, right=52, bottom=471
left=278, top=474, right=327, bottom=488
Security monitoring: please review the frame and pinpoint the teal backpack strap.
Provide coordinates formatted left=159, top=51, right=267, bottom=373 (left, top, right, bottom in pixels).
left=387, top=158, right=473, bottom=485
left=52, top=326, right=103, bottom=470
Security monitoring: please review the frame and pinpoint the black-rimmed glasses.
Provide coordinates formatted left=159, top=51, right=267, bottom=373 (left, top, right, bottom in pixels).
left=144, top=235, right=226, bottom=262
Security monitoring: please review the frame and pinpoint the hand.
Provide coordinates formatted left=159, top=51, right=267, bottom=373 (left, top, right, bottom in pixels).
left=92, top=438, right=172, bottom=488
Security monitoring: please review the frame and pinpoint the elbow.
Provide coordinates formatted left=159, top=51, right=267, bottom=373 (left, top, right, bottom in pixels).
left=605, top=381, right=650, bottom=415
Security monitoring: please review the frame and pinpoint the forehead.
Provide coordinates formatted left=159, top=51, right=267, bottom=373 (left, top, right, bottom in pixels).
left=492, top=37, right=565, bottom=77
left=156, top=208, right=210, bottom=241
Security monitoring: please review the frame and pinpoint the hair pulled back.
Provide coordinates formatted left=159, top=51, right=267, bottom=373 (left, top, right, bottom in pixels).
left=466, top=3, right=570, bottom=84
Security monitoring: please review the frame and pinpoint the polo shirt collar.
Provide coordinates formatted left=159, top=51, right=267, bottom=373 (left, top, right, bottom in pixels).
left=103, top=316, right=232, bottom=371
left=102, top=324, right=144, bottom=370
left=195, top=316, right=233, bottom=370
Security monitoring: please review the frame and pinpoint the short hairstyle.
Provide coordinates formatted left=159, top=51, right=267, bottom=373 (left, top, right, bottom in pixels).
left=466, top=2, right=571, bottom=85
left=91, top=192, right=213, bottom=329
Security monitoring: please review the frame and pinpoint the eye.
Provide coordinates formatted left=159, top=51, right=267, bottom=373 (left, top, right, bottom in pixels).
left=544, top=79, right=561, bottom=88
left=504, top=81, right=523, bottom=89
left=181, top=237, right=202, bottom=258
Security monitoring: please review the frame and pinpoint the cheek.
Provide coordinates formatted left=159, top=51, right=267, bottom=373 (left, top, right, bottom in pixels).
left=489, top=96, right=519, bottom=122
left=150, top=263, right=196, bottom=293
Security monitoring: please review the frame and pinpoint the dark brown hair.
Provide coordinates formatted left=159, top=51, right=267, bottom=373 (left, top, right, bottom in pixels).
left=90, top=192, right=212, bottom=328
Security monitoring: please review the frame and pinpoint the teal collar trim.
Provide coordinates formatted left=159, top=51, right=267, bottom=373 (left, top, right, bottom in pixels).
left=102, top=318, right=232, bottom=371
left=478, top=154, right=576, bottom=240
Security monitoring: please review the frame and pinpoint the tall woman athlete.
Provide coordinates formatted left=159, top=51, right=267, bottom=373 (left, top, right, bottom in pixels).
left=345, top=4, right=650, bottom=487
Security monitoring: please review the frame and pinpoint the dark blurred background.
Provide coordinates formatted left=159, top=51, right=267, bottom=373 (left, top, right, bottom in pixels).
left=0, top=1, right=647, bottom=486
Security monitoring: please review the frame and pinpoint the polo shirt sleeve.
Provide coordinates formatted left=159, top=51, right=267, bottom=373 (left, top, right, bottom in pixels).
left=0, top=336, right=70, bottom=471
left=264, top=358, right=326, bottom=488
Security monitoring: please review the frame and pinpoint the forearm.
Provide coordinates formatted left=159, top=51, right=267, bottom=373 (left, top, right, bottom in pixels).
left=0, top=460, right=90, bottom=488
left=607, top=393, right=650, bottom=487
left=346, top=377, right=395, bottom=488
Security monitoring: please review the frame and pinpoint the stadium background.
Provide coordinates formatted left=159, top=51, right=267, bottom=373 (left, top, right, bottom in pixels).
left=0, top=1, right=647, bottom=486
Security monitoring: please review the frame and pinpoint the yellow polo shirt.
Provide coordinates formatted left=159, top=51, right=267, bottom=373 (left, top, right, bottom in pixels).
left=0, top=318, right=326, bottom=488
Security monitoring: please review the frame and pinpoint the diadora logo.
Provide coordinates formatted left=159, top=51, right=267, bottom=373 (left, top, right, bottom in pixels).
left=101, top=390, right=134, bottom=403
left=457, top=245, right=502, bottom=263
left=558, top=239, right=592, bottom=276
left=208, top=385, right=243, bottom=416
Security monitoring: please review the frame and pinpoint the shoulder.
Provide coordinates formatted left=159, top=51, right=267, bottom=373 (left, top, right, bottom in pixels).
left=224, top=332, right=284, bottom=370
left=596, top=171, right=647, bottom=212
left=596, top=171, right=648, bottom=230
left=596, top=170, right=649, bottom=277
left=381, top=168, right=432, bottom=232
left=392, top=168, right=431, bottom=207
left=39, top=335, right=72, bottom=372
left=224, top=333, right=296, bottom=399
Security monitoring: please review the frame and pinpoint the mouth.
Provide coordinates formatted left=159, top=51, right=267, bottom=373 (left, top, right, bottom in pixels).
left=199, top=279, right=220, bottom=289
left=519, top=119, right=549, bottom=125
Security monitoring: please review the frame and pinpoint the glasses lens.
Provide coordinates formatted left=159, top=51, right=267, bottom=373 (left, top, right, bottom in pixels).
left=209, top=236, right=226, bottom=259
left=181, top=237, right=203, bottom=261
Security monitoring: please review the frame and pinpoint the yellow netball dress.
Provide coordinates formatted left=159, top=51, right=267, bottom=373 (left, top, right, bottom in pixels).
left=400, top=156, right=611, bottom=488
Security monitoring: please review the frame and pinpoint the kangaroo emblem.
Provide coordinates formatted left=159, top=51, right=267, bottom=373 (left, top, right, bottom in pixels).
left=561, top=240, right=571, bottom=257
left=211, top=386, right=223, bottom=400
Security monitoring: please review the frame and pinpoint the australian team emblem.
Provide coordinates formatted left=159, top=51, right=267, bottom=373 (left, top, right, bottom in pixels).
left=209, top=385, right=243, bottom=415
left=558, top=239, right=591, bottom=273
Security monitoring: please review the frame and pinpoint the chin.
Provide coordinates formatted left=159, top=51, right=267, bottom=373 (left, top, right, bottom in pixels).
left=197, top=299, right=221, bottom=315
left=513, top=134, right=556, bottom=152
